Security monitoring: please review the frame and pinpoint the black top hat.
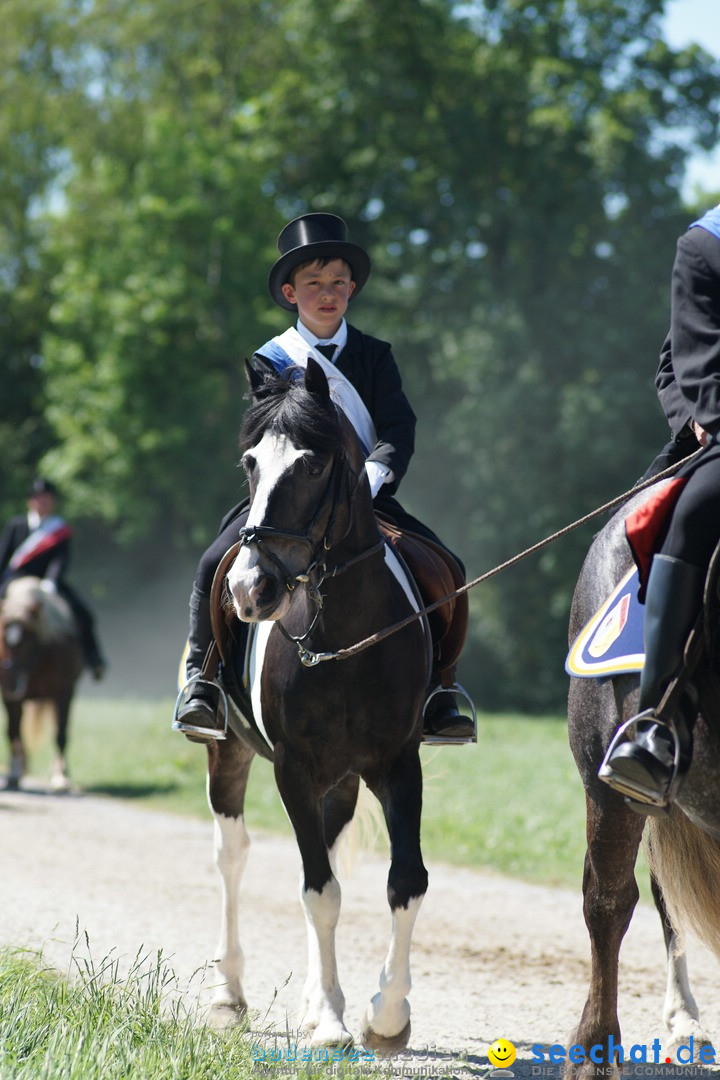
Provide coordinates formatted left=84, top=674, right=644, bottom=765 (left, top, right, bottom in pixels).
left=29, top=477, right=59, bottom=498
left=268, top=213, right=371, bottom=311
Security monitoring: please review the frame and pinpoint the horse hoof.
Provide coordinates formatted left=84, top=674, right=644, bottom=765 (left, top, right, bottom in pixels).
left=360, top=1019, right=411, bottom=1053
left=50, top=764, right=71, bottom=792
left=4, top=776, right=20, bottom=792
left=308, top=1023, right=353, bottom=1049
left=207, top=1001, right=247, bottom=1031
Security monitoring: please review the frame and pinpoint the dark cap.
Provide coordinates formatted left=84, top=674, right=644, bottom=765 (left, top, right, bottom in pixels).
left=268, top=213, right=371, bottom=311
left=29, top=477, right=59, bottom=498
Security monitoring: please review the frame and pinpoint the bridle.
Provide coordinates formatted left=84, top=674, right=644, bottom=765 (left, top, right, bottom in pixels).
left=236, top=440, right=384, bottom=661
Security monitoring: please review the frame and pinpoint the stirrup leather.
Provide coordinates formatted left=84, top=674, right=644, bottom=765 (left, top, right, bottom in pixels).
left=598, top=708, right=684, bottom=809
left=421, top=682, right=477, bottom=745
left=172, top=675, right=229, bottom=741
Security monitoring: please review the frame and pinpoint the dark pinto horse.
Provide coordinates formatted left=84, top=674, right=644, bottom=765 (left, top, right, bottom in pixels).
left=200, top=358, right=429, bottom=1047
left=568, top=481, right=720, bottom=1077
left=0, top=576, right=84, bottom=790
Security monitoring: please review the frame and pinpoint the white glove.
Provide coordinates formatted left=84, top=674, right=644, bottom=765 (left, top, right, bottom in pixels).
left=40, top=579, right=57, bottom=594
left=364, top=460, right=393, bottom=499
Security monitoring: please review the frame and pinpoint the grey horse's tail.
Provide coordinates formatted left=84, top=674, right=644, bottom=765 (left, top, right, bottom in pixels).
left=646, top=809, right=720, bottom=958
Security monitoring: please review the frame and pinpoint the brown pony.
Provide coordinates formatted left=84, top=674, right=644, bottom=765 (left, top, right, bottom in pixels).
left=0, top=576, right=84, bottom=790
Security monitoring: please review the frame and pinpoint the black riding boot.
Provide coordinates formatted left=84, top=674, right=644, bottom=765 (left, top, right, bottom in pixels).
left=599, top=554, right=705, bottom=811
left=174, top=586, right=223, bottom=742
left=422, top=667, right=476, bottom=743
left=423, top=688, right=475, bottom=740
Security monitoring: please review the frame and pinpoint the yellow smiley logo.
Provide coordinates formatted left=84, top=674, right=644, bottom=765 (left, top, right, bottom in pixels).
left=488, top=1039, right=517, bottom=1069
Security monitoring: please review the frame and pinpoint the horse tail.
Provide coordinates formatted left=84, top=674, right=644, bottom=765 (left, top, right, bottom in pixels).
left=646, top=808, right=720, bottom=958
left=336, top=780, right=387, bottom=877
left=22, top=701, right=53, bottom=753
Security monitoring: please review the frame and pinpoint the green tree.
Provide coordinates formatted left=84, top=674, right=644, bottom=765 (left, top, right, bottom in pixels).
left=6, top=0, right=719, bottom=707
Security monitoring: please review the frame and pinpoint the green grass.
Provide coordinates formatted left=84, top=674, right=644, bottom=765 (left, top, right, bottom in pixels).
left=0, top=942, right=413, bottom=1078
left=0, top=944, right=254, bottom=1079
left=20, top=699, right=599, bottom=888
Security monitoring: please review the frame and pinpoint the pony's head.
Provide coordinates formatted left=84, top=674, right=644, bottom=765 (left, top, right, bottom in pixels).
left=227, top=358, right=367, bottom=623
left=0, top=578, right=76, bottom=699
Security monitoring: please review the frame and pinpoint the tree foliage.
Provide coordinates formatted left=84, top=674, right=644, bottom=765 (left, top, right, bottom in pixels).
left=2, top=0, right=720, bottom=707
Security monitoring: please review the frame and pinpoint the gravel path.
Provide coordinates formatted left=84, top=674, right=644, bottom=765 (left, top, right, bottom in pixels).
left=2, top=782, right=720, bottom=1076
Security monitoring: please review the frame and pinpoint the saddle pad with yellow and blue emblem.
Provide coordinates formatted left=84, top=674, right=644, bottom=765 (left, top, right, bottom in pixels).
left=565, top=566, right=644, bottom=679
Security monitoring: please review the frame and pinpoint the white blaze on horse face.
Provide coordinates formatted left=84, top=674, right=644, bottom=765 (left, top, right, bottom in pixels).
left=227, top=432, right=307, bottom=622
left=245, top=432, right=307, bottom=529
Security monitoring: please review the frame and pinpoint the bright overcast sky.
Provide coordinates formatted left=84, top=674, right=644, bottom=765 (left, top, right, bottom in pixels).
left=663, top=0, right=720, bottom=197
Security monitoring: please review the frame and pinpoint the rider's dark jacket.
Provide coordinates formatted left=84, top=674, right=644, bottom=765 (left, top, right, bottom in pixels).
left=0, top=515, right=69, bottom=586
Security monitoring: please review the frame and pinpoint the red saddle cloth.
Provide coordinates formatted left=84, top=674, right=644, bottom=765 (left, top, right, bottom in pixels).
left=625, top=477, right=687, bottom=597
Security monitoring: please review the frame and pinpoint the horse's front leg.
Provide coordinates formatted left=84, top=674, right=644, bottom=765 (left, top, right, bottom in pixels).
left=5, top=700, right=24, bottom=790
left=275, top=747, right=352, bottom=1048
left=207, top=736, right=254, bottom=1022
left=50, top=694, right=72, bottom=791
left=568, top=790, right=644, bottom=1080
left=362, top=745, right=428, bottom=1051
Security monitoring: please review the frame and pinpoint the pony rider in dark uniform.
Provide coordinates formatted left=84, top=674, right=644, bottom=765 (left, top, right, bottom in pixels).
left=176, top=212, right=472, bottom=742
left=0, top=478, right=105, bottom=678
left=600, top=204, right=720, bottom=813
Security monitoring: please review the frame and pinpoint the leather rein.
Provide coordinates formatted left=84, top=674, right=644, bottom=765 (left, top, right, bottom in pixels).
left=220, top=444, right=702, bottom=672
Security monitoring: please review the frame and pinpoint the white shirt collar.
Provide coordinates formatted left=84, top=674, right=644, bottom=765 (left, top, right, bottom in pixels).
left=296, top=318, right=348, bottom=361
left=27, top=510, right=41, bottom=530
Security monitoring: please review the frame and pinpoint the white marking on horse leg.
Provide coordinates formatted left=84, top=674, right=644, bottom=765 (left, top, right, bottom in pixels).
left=49, top=754, right=70, bottom=792
left=300, top=875, right=352, bottom=1047
left=212, top=812, right=251, bottom=1010
left=364, top=895, right=423, bottom=1039
left=663, top=937, right=706, bottom=1053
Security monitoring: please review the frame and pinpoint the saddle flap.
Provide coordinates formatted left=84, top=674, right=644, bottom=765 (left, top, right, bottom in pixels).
left=375, top=514, right=468, bottom=679
left=209, top=541, right=243, bottom=670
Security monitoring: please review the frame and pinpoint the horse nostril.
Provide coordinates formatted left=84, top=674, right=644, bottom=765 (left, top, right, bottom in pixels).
left=250, top=575, right=275, bottom=605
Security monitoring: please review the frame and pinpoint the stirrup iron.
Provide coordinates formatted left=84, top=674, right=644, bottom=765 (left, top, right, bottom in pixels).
left=172, top=675, right=228, bottom=741
left=422, top=682, right=477, bottom=745
left=598, top=708, right=683, bottom=810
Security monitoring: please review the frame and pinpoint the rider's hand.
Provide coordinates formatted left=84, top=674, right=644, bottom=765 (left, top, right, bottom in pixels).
left=692, top=420, right=709, bottom=447
left=365, top=460, right=393, bottom=498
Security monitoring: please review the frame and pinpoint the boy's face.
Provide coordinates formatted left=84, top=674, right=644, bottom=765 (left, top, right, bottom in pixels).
left=281, top=258, right=356, bottom=338
left=28, top=493, right=56, bottom=518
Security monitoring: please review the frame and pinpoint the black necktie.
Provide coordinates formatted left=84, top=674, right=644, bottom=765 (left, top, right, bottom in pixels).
left=315, top=344, right=336, bottom=362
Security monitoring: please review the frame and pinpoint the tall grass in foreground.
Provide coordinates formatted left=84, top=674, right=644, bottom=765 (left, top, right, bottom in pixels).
left=19, top=698, right=650, bottom=895
left=0, top=943, right=402, bottom=1079
left=0, top=943, right=255, bottom=1079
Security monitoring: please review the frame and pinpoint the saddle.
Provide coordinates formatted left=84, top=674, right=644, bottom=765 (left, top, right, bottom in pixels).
left=206, top=522, right=469, bottom=691
left=375, top=513, right=468, bottom=688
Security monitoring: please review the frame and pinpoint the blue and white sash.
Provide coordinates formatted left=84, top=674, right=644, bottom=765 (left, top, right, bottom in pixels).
left=9, top=516, right=72, bottom=571
left=256, top=327, right=376, bottom=455
left=690, top=203, right=720, bottom=242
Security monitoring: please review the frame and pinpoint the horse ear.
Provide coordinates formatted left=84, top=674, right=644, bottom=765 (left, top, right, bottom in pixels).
left=304, top=356, right=331, bottom=402
left=245, top=358, right=266, bottom=396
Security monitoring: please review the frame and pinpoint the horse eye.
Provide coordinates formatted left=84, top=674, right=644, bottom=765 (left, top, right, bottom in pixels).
left=304, top=453, right=325, bottom=477
left=242, top=453, right=256, bottom=475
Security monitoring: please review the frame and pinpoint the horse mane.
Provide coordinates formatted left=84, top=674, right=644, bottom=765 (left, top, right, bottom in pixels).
left=1, top=577, right=76, bottom=642
left=240, top=367, right=343, bottom=457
